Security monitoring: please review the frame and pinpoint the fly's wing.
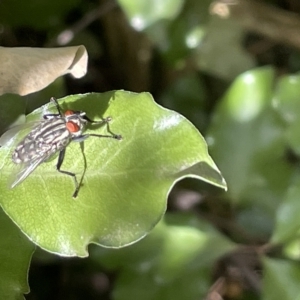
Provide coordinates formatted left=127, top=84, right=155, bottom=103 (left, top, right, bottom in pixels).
left=5, top=117, right=69, bottom=189
left=0, top=121, right=41, bottom=146
left=9, top=156, right=48, bottom=188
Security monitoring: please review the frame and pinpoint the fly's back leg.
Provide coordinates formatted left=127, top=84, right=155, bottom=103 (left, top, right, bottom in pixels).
left=89, top=133, right=122, bottom=140
left=72, top=133, right=122, bottom=143
left=56, top=148, right=80, bottom=198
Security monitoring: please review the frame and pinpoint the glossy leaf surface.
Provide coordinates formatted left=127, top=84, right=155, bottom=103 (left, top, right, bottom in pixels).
left=0, top=208, right=34, bottom=300
left=0, top=91, right=225, bottom=256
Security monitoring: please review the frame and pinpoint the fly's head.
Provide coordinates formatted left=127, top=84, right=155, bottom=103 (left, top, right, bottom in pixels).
left=64, top=110, right=88, bottom=137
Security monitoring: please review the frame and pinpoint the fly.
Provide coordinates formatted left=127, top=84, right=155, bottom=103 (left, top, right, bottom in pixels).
left=10, top=97, right=122, bottom=198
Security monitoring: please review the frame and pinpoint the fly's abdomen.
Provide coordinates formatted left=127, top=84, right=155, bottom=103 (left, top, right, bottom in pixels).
left=12, top=118, right=71, bottom=164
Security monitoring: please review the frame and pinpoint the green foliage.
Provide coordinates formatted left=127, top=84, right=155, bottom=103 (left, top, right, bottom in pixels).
left=263, top=257, right=300, bottom=300
left=91, top=214, right=234, bottom=300
left=207, top=69, right=300, bottom=299
left=117, top=0, right=184, bottom=30
left=0, top=92, right=225, bottom=258
left=0, top=208, right=34, bottom=300
left=2, top=0, right=300, bottom=299
left=207, top=68, right=291, bottom=232
left=0, top=90, right=225, bottom=298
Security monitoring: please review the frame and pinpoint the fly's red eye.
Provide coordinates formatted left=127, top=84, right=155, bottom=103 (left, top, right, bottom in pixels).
left=65, top=110, right=75, bottom=116
left=66, top=121, right=80, bottom=133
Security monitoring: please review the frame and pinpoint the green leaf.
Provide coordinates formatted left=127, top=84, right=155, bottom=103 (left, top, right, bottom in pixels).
left=263, top=257, right=300, bottom=300
left=273, top=74, right=300, bottom=124
left=142, top=0, right=211, bottom=65
left=196, top=18, right=255, bottom=80
left=0, top=91, right=225, bottom=256
left=0, top=207, right=35, bottom=300
left=160, top=73, right=208, bottom=131
left=117, top=0, right=184, bottom=31
left=273, top=74, right=300, bottom=155
left=282, top=238, right=300, bottom=261
left=272, top=173, right=300, bottom=244
left=92, top=214, right=234, bottom=300
left=286, top=119, right=300, bottom=155
left=271, top=74, right=300, bottom=243
left=207, top=67, right=290, bottom=201
left=207, top=67, right=292, bottom=238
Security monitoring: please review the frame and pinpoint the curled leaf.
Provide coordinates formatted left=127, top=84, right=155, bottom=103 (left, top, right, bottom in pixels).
left=0, top=45, right=88, bottom=96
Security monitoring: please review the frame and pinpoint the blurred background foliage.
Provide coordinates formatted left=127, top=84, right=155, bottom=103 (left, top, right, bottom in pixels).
left=1, top=0, right=300, bottom=299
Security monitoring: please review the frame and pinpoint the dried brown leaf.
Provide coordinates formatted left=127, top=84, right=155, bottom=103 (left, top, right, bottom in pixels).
left=0, top=45, right=88, bottom=96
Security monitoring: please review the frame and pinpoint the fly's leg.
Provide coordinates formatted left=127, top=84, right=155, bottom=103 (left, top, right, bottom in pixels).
left=68, top=132, right=121, bottom=198
left=50, top=97, right=63, bottom=116
left=58, top=133, right=121, bottom=198
left=84, top=116, right=122, bottom=139
left=72, top=133, right=122, bottom=143
left=43, top=97, right=63, bottom=119
left=56, top=148, right=80, bottom=198
left=43, top=113, right=60, bottom=120
left=78, top=142, right=87, bottom=198
left=89, top=133, right=122, bottom=140
left=84, top=116, right=112, bottom=125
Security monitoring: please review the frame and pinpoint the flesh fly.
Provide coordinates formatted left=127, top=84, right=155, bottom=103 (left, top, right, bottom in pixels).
left=6, top=97, right=121, bottom=198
